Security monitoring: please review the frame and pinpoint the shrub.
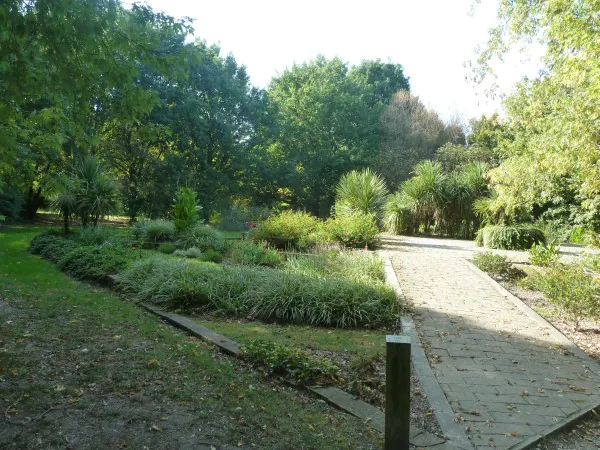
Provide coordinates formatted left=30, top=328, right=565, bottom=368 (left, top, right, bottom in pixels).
left=118, top=257, right=400, bottom=328
left=29, top=232, right=78, bottom=264
left=476, top=225, right=545, bottom=250
left=217, top=205, right=270, bottom=231
left=200, top=249, right=223, bottom=263
left=335, top=168, right=388, bottom=216
left=173, top=247, right=203, bottom=258
left=132, top=219, right=176, bottom=243
left=285, top=250, right=385, bottom=284
left=327, top=213, right=379, bottom=249
left=528, top=242, right=560, bottom=267
left=241, top=340, right=341, bottom=386
left=250, top=210, right=321, bottom=249
left=383, top=192, right=414, bottom=234
left=522, top=266, right=599, bottom=324
left=227, top=240, right=283, bottom=267
left=178, top=223, right=225, bottom=252
left=472, top=252, right=524, bottom=281
left=172, top=187, right=200, bottom=232
left=158, top=242, right=177, bottom=254
left=57, top=246, right=132, bottom=283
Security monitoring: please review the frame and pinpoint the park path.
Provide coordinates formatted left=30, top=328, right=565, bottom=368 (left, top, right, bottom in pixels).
left=380, top=235, right=600, bottom=449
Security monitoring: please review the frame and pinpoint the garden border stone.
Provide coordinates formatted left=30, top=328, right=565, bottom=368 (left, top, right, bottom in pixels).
left=382, top=255, right=474, bottom=450
left=463, top=259, right=600, bottom=449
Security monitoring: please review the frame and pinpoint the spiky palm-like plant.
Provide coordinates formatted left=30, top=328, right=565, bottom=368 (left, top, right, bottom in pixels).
left=335, top=168, right=389, bottom=216
left=382, top=191, right=414, bottom=234
left=74, top=156, right=120, bottom=226
left=53, top=187, right=77, bottom=234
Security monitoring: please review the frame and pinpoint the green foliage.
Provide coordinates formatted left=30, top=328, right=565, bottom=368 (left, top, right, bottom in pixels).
left=29, top=232, right=78, bottom=264
left=158, top=243, right=177, bottom=254
left=528, top=242, right=560, bottom=267
left=477, top=225, right=545, bottom=250
left=327, top=213, right=379, bottom=249
left=178, top=224, right=225, bottom=252
left=250, top=211, right=321, bottom=249
left=241, top=340, right=341, bottom=386
left=335, top=169, right=388, bottom=216
left=382, top=192, right=414, bottom=234
left=173, top=247, right=203, bottom=259
left=472, top=252, right=524, bottom=281
left=227, top=240, right=283, bottom=267
left=74, top=227, right=118, bottom=246
left=522, top=266, right=600, bottom=324
left=284, top=250, right=385, bottom=285
left=216, top=205, right=271, bottom=231
left=132, top=219, right=176, bottom=243
left=57, top=246, right=132, bottom=284
left=118, top=257, right=400, bottom=328
left=200, top=249, right=223, bottom=263
left=172, top=187, right=200, bottom=232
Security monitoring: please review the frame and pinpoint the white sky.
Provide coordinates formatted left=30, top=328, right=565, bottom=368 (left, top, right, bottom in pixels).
left=144, top=0, right=542, bottom=121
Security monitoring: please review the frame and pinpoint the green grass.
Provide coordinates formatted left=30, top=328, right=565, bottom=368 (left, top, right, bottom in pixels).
left=196, top=318, right=386, bottom=358
left=0, top=227, right=380, bottom=449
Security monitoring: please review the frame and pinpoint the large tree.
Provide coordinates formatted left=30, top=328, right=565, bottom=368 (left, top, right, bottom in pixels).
left=477, top=0, right=600, bottom=230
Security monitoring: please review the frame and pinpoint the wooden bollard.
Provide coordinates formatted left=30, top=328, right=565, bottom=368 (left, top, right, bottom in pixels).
left=385, top=335, right=411, bottom=450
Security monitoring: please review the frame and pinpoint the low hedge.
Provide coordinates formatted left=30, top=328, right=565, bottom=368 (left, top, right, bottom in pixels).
left=475, top=225, right=545, bottom=250
left=118, top=257, right=400, bottom=328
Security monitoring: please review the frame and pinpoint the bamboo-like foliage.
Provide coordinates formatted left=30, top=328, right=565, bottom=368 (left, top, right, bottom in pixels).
left=383, top=160, right=489, bottom=238
left=335, top=168, right=389, bottom=216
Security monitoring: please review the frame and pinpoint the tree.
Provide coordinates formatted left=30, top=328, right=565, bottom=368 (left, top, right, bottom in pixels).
left=335, top=169, right=389, bottom=216
left=375, top=91, right=452, bottom=186
left=267, top=56, right=400, bottom=216
left=475, top=0, right=600, bottom=231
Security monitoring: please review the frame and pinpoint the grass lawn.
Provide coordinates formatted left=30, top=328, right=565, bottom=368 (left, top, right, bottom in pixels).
left=0, top=226, right=381, bottom=449
left=196, top=318, right=386, bottom=358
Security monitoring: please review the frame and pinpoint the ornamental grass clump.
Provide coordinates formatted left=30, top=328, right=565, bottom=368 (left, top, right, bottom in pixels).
left=476, top=225, right=545, bottom=250
left=118, top=257, right=400, bottom=328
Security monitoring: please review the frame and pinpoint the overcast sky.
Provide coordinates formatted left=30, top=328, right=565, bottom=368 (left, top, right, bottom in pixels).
left=144, top=0, right=542, bottom=121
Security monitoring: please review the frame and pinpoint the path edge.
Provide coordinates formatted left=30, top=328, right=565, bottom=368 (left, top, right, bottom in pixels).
left=383, top=254, right=474, bottom=450
left=464, top=259, right=600, bottom=449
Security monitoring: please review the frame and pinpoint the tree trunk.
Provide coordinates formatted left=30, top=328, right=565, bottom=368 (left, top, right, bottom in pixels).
left=21, top=186, right=45, bottom=220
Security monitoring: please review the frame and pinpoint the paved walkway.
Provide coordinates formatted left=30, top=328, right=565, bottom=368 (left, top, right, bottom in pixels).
left=380, top=235, right=600, bottom=449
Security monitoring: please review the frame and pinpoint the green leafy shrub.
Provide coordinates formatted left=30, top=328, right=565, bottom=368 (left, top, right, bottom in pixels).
left=217, top=205, right=271, bottom=231
left=285, top=250, right=385, bottom=284
left=241, top=340, right=341, bottom=386
left=118, top=257, right=400, bottom=328
left=57, top=246, right=132, bottom=283
left=382, top=192, right=414, bottom=234
left=476, top=225, right=545, bottom=250
left=528, top=242, right=560, bottom=267
left=178, top=223, right=225, bottom=252
left=132, top=219, right=176, bottom=243
left=522, top=266, right=600, bottom=324
left=158, top=242, right=177, bottom=254
left=472, top=252, right=524, bottom=281
left=327, top=213, right=379, bottom=249
left=173, top=247, right=203, bottom=258
left=29, top=232, right=78, bottom=264
left=227, top=240, right=283, bottom=267
left=250, top=210, right=321, bottom=249
left=200, top=249, right=223, bottom=263
left=172, top=187, right=200, bottom=232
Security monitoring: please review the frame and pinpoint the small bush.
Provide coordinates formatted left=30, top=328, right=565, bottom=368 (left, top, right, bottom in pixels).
left=472, top=252, right=524, bottom=281
left=241, top=340, right=341, bottom=386
left=132, top=219, right=176, bottom=243
left=250, top=211, right=321, bottom=249
left=528, top=242, right=560, bottom=267
left=477, top=225, right=545, bottom=250
left=327, top=213, right=379, bottom=249
left=173, top=247, right=203, bottom=258
left=57, top=246, right=132, bottom=283
left=172, top=187, right=200, bottom=232
left=118, top=257, right=400, bottom=328
left=217, top=205, right=270, bottom=231
left=178, top=223, right=225, bottom=252
left=522, top=265, right=599, bottom=323
left=227, top=240, right=283, bottom=267
left=29, top=232, right=78, bottom=264
left=158, top=242, right=177, bottom=254
left=200, top=249, right=223, bottom=263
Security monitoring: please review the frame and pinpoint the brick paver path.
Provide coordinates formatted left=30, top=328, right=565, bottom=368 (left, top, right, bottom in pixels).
left=381, top=235, right=600, bottom=449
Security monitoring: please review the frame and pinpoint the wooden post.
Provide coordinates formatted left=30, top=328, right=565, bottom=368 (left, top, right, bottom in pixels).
left=385, top=335, right=411, bottom=450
